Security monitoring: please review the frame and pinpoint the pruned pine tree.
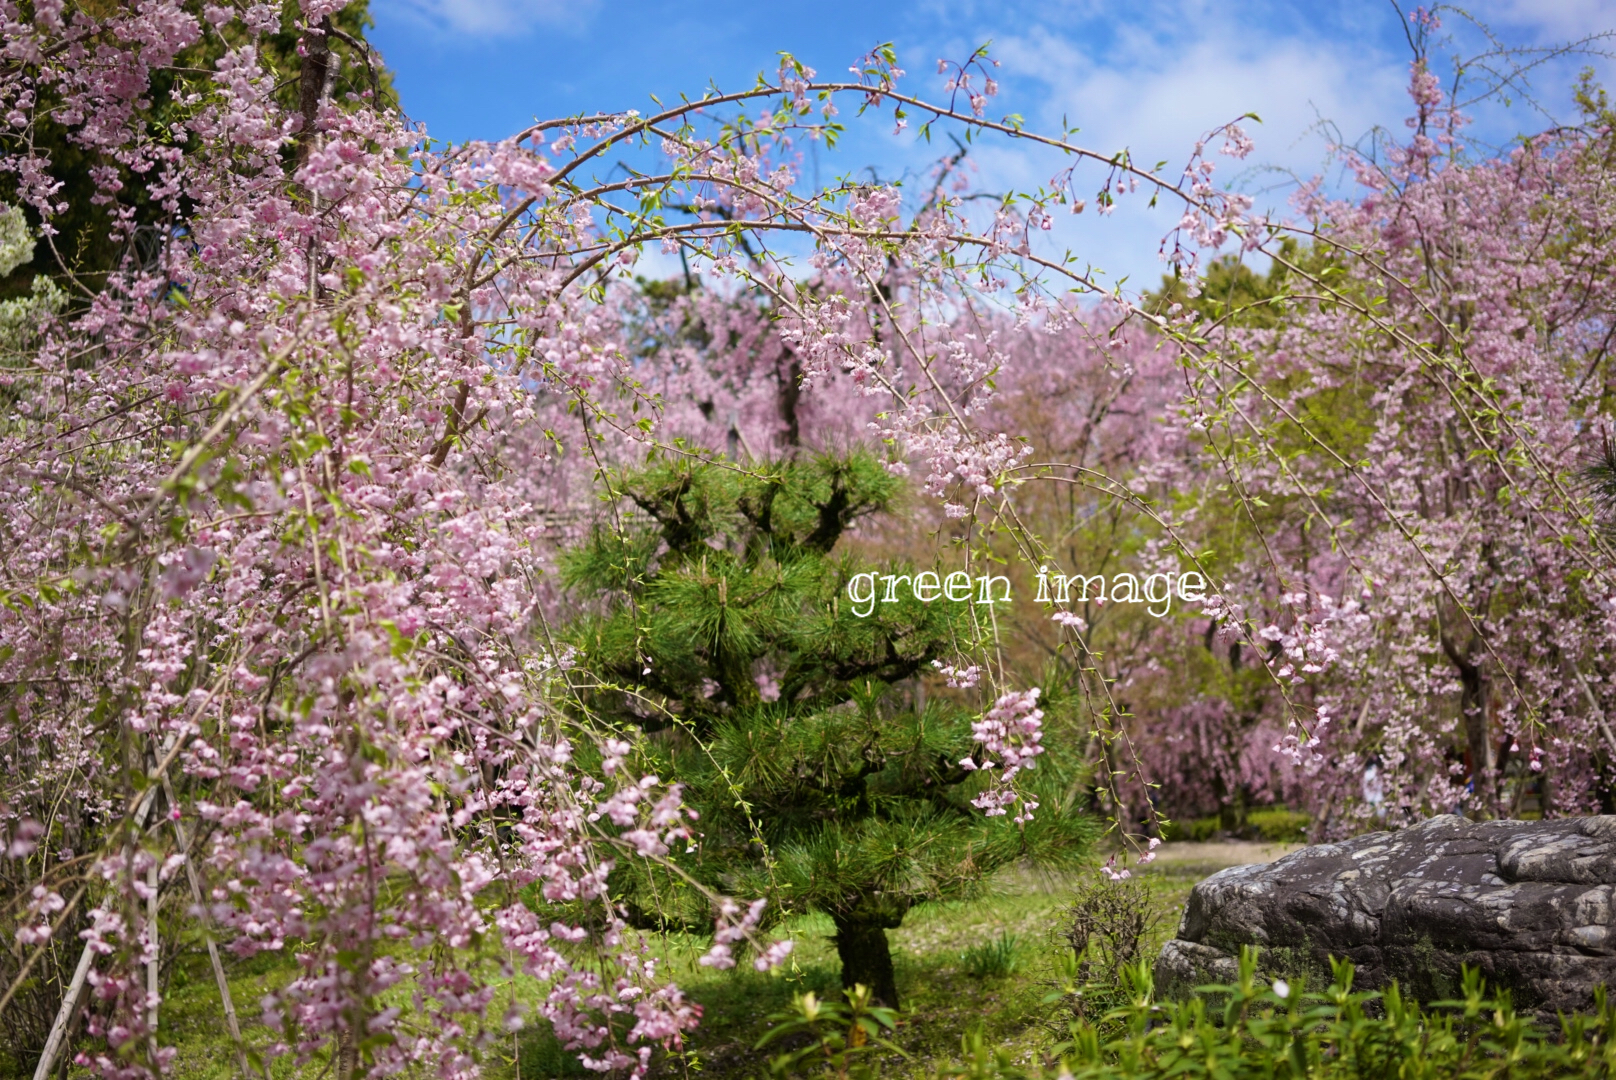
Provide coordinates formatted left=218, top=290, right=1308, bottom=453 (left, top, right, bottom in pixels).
left=561, top=452, right=1092, bottom=1006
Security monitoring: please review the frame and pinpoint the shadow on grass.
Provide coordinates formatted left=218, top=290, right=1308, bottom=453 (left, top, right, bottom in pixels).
left=134, top=857, right=1217, bottom=1080
left=554, top=888, right=1102, bottom=1080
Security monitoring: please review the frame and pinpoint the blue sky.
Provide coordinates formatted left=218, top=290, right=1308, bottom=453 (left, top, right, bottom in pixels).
left=368, top=0, right=1615, bottom=291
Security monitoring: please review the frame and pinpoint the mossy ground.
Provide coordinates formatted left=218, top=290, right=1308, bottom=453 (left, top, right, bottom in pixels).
left=37, top=843, right=1290, bottom=1080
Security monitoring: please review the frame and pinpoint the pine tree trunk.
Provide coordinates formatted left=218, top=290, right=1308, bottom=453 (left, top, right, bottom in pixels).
left=831, top=915, right=899, bottom=1008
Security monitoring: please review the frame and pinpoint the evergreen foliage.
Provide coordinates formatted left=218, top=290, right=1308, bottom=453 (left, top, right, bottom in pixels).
left=561, top=452, right=1092, bottom=1006
left=1146, top=237, right=1343, bottom=330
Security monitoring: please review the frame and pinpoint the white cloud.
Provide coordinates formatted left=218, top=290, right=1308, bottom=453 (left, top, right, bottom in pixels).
left=1471, top=0, right=1616, bottom=43
left=912, top=0, right=1611, bottom=293
left=996, top=30, right=1406, bottom=187
left=920, top=2, right=1411, bottom=294
left=379, top=0, right=596, bottom=36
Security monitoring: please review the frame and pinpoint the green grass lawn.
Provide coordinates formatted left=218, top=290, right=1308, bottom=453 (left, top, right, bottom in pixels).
left=73, top=843, right=1285, bottom=1080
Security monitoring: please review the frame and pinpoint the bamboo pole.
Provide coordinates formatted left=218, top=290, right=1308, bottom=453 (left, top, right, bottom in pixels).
left=31, top=944, right=93, bottom=1080
left=28, top=675, right=239, bottom=1079
left=32, top=774, right=166, bottom=1080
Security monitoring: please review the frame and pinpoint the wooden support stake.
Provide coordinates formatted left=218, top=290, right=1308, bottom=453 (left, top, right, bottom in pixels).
left=145, top=855, right=159, bottom=1062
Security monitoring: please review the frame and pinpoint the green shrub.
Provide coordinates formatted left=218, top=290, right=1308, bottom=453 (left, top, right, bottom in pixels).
left=1245, top=806, right=1310, bottom=842
left=1160, top=816, right=1220, bottom=842
left=961, top=932, right=1021, bottom=979
left=1160, top=807, right=1309, bottom=843
left=759, top=946, right=1616, bottom=1078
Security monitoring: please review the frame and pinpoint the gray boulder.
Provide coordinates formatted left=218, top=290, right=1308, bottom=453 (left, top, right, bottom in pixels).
left=1155, top=814, right=1616, bottom=1014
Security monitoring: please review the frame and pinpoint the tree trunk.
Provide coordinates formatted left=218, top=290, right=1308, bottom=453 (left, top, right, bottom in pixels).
left=1459, top=664, right=1496, bottom=814
left=831, top=916, right=899, bottom=1009
left=1439, top=598, right=1496, bottom=816
left=296, top=17, right=334, bottom=164
left=1442, top=627, right=1494, bottom=815
left=776, top=352, right=802, bottom=452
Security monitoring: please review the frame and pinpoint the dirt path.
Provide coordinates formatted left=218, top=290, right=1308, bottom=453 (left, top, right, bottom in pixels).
left=1150, top=839, right=1304, bottom=871
left=1129, top=840, right=1305, bottom=942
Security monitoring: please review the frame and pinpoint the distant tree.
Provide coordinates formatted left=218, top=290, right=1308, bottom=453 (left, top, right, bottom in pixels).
left=1146, top=237, right=1343, bottom=330
left=560, top=452, right=1090, bottom=1006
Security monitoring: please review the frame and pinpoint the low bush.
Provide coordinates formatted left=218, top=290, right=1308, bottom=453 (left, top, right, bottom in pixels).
left=1045, top=878, right=1161, bottom=1036
left=1160, top=816, right=1221, bottom=842
left=1160, top=807, right=1309, bottom=843
left=1245, top=806, right=1310, bottom=842
left=758, top=947, right=1616, bottom=1078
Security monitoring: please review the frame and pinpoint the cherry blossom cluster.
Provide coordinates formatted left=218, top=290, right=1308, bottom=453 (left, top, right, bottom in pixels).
left=961, top=688, right=1046, bottom=824
left=696, top=898, right=792, bottom=973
